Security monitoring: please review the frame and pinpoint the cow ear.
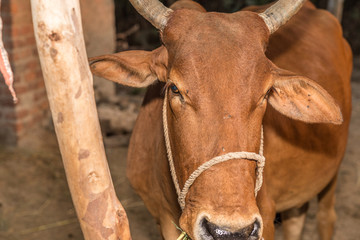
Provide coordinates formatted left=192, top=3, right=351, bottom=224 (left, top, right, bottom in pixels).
left=89, top=46, right=168, bottom=88
left=268, top=69, right=343, bottom=124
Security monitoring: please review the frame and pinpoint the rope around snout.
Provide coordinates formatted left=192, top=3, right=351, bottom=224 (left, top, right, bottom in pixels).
left=163, top=88, right=265, bottom=210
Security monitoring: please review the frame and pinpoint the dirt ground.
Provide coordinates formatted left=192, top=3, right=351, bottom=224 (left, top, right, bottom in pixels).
left=0, top=57, right=359, bottom=240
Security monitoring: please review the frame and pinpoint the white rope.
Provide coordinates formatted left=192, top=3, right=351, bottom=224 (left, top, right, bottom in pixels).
left=163, top=88, right=265, bottom=210
left=163, top=89, right=181, bottom=196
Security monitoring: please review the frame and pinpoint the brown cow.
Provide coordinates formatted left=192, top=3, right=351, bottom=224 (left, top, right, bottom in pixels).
left=89, top=0, right=352, bottom=239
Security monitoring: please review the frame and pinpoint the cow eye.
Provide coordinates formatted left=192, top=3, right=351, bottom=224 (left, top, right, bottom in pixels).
left=264, top=88, right=272, bottom=100
left=260, top=88, right=272, bottom=105
left=170, top=84, right=180, bottom=94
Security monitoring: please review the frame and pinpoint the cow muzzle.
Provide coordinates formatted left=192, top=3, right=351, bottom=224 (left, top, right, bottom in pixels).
left=197, top=216, right=262, bottom=240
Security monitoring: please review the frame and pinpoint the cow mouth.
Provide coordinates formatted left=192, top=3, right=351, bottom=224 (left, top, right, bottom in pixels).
left=197, top=218, right=261, bottom=240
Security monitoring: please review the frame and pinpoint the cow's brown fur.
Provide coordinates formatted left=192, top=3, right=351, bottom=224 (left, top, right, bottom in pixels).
left=89, top=1, right=352, bottom=239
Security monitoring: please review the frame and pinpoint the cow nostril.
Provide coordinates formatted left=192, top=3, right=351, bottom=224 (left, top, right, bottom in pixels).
left=250, top=220, right=261, bottom=238
left=201, top=219, right=261, bottom=240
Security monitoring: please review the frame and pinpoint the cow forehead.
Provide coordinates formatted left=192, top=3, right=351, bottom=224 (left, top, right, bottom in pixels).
left=162, top=9, right=272, bottom=102
left=162, top=9, right=269, bottom=55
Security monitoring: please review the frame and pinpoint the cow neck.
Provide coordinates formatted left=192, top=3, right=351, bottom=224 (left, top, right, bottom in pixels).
left=162, top=88, right=266, bottom=211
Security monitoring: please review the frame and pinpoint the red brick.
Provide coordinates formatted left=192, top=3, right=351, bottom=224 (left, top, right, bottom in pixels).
left=12, top=76, right=25, bottom=86
left=16, top=109, right=29, bottom=119
left=29, top=105, right=41, bottom=115
left=11, top=16, right=33, bottom=27
left=12, top=63, right=26, bottom=73
left=12, top=84, right=28, bottom=94
left=5, top=109, right=29, bottom=121
left=9, top=8, right=33, bottom=25
left=33, top=90, right=47, bottom=102
left=39, top=99, right=49, bottom=109
left=11, top=24, right=34, bottom=37
left=35, top=79, right=45, bottom=89
left=25, top=36, right=36, bottom=46
left=13, top=122, right=23, bottom=133
left=35, top=69, right=44, bottom=78
left=11, top=38, right=27, bottom=48
left=30, top=112, right=47, bottom=127
left=11, top=48, right=34, bottom=62
left=17, top=117, right=38, bottom=134
left=25, top=59, right=40, bottom=70
left=24, top=71, right=38, bottom=82
left=9, top=2, right=19, bottom=14
left=13, top=79, right=41, bottom=95
left=11, top=36, right=36, bottom=49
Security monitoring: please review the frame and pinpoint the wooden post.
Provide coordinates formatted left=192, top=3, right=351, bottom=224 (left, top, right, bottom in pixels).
left=30, top=1, right=132, bottom=239
left=327, top=0, right=344, bottom=21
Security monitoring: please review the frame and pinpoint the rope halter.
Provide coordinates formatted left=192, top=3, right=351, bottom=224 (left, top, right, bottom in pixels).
left=163, top=88, right=265, bottom=210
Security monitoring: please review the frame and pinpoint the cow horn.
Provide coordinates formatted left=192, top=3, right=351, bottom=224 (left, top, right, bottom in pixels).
left=129, top=0, right=173, bottom=31
left=259, top=0, right=306, bottom=34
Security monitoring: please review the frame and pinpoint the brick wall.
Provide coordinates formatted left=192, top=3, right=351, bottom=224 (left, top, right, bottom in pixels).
left=80, top=0, right=116, bottom=101
left=0, top=0, right=115, bottom=146
left=0, top=1, right=16, bottom=145
left=0, top=0, right=48, bottom=146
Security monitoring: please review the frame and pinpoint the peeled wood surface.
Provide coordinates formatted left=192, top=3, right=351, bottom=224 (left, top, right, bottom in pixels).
left=30, top=1, right=131, bottom=239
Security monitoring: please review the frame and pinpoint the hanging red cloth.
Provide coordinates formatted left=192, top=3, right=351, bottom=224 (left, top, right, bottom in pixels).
left=0, top=0, right=18, bottom=103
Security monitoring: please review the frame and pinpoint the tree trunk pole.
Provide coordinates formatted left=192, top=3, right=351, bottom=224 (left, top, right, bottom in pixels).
left=30, top=1, right=131, bottom=239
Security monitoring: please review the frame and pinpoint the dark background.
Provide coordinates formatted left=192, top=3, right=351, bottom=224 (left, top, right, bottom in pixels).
left=114, top=0, right=360, bottom=53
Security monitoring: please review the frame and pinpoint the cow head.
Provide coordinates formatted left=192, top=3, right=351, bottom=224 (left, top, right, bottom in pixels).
left=89, top=0, right=342, bottom=239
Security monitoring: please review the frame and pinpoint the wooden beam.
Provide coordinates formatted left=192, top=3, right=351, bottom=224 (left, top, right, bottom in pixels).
left=30, top=1, right=132, bottom=239
left=327, top=0, right=344, bottom=21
